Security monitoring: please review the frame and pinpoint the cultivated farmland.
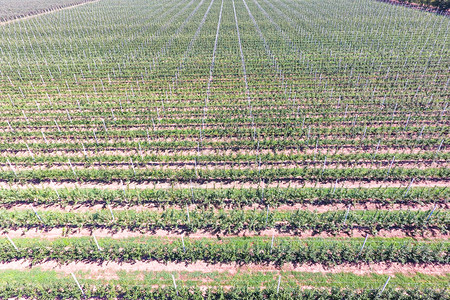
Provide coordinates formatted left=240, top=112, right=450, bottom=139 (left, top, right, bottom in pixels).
left=0, top=0, right=448, bottom=298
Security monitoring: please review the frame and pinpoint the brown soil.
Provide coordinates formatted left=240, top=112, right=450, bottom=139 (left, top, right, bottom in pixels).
left=4, top=228, right=448, bottom=240
left=0, top=179, right=446, bottom=190
left=5, top=160, right=447, bottom=173
left=6, top=133, right=441, bottom=146
left=4, top=146, right=442, bottom=158
left=0, top=260, right=448, bottom=276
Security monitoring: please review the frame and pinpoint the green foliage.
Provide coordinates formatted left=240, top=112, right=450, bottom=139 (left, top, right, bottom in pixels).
left=0, top=237, right=447, bottom=265
left=0, top=208, right=447, bottom=235
left=0, top=186, right=446, bottom=208
left=0, top=284, right=447, bottom=300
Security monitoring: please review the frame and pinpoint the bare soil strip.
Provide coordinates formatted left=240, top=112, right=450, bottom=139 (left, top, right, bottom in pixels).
left=0, top=260, right=448, bottom=277
left=0, top=179, right=447, bottom=190
left=4, top=160, right=447, bottom=173
left=4, top=146, right=446, bottom=158
left=3, top=228, right=448, bottom=240
left=0, top=0, right=100, bottom=26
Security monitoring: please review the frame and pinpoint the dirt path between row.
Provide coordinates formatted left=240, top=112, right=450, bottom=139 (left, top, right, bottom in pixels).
left=0, top=179, right=447, bottom=190
left=4, top=228, right=447, bottom=240
left=0, top=0, right=99, bottom=26
left=9, top=202, right=447, bottom=213
left=0, top=260, right=448, bottom=278
left=4, top=146, right=443, bottom=158
left=3, top=160, right=446, bottom=173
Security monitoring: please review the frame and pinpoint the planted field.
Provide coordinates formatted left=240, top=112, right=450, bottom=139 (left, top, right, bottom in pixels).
left=0, top=0, right=448, bottom=298
left=0, top=0, right=97, bottom=22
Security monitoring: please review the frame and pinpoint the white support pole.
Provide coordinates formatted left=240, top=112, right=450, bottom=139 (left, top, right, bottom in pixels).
left=6, top=234, right=19, bottom=251
left=386, top=156, right=395, bottom=176
left=181, top=235, right=186, bottom=253
left=82, top=143, right=88, bottom=158
left=71, top=272, right=85, bottom=297
left=6, top=159, right=17, bottom=177
left=358, top=234, right=369, bottom=256
left=138, top=142, right=144, bottom=160
left=171, top=274, right=178, bottom=296
left=31, top=205, right=43, bottom=223
left=22, top=110, right=29, bottom=123
left=41, top=130, right=49, bottom=145
left=7, top=120, right=14, bottom=132
left=108, top=204, right=115, bottom=222
left=426, top=204, right=438, bottom=222
left=101, top=118, right=107, bottom=132
left=343, top=206, right=350, bottom=225
left=196, top=156, right=200, bottom=177
left=52, top=184, right=61, bottom=200
left=92, top=234, right=102, bottom=251
left=434, top=139, right=444, bottom=161
left=332, top=179, right=338, bottom=194
left=54, top=120, right=61, bottom=132
left=68, top=159, right=77, bottom=177
left=25, top=143, right=34, bottom=160
left=379, top=276, right=391, bottom=295
left=270, top=232, right=275, bottom=252
left=404, top=178, right=414, bottom=197
left=93, top=130, right=99, bottom=144
left=276, top=275, right=281, bottom=294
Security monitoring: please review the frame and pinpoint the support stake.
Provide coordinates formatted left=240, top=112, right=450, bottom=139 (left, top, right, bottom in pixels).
left=92, top=234, right=102, bottom=251
left=358, top=234, right=369, bottom=256
left=379, top=276, right=391, bottom=296
left=171, top=274, right=178, bottom=296
left=6, top=234, right=18, bottom=251
left=71, top=273, right=85, bottom=298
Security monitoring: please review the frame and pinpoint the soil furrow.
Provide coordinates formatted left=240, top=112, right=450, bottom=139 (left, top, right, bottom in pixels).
left=0, top=260, right=448, bottom=276
left=3, top=228, right=448, bottom=240
left=7, top=203, right=448, bottom=213
left=0, top=179, right=448, bottom=190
